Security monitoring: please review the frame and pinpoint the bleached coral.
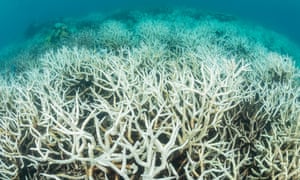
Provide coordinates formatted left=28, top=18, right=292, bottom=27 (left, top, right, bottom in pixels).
left=97, top=20, right=133, bottom=49
left=0, top=8, right=299, bottom=179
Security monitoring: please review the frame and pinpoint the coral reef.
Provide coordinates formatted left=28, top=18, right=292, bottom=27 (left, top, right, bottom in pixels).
left=0, top=9, right=300, bottom=179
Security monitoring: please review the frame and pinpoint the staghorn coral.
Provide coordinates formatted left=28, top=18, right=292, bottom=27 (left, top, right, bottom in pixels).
left=97, top=20, right=133, bottom=50
left=0, top=8, right=299, bottom=179
left=0, top=45, right=299, bottom=179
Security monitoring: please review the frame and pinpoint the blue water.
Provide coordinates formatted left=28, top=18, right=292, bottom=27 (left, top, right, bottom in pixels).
left=0, top=1, right=300, bottom=179
left=0, top=0, right=300, bottom=50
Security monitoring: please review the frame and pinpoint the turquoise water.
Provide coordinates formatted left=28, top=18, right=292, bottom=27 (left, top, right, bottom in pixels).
left=0, top=0, right=300, bottom=49
left=0, top=2, right=300, bottom=179
left=0, top=0, right=300, bottom=70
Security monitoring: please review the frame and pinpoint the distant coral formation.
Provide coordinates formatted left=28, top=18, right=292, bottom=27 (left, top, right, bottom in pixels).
left=0, top=9, right=299, bottom=179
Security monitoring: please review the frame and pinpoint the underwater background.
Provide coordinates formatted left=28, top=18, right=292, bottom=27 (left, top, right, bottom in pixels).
left=0, top=0, right=300, bottom=51
left=0, top=0, right=300, bottom=179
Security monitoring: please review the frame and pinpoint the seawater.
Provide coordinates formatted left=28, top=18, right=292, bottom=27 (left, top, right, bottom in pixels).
left=0, top=0, right=300, bottom=66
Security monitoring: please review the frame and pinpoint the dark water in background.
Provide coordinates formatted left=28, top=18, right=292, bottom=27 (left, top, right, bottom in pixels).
left=0, top=0, right=300, bottom=50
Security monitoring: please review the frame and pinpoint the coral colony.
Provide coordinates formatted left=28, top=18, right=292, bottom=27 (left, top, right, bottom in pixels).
left=0, top=9, right=299, bottom=179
